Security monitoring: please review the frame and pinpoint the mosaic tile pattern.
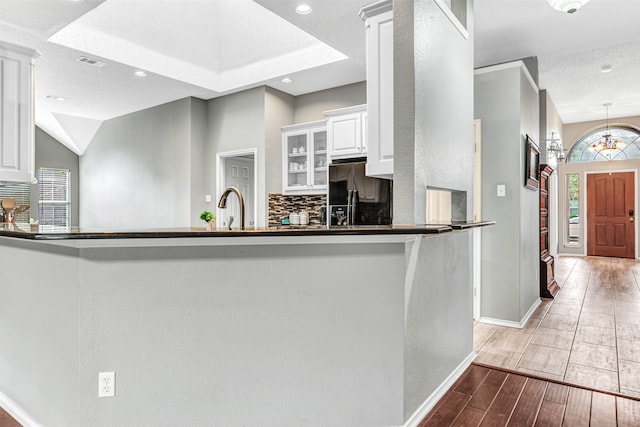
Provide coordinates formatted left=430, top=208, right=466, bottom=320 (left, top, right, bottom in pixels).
left=268, top=193, right=327, bottom=226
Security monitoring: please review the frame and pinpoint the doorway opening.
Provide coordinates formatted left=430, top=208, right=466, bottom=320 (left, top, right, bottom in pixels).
left=216, top=149, right=258, bottom=229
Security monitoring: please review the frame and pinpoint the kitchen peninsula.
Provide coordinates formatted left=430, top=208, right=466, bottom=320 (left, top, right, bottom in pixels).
left=0, top=223, right=490, bottom=427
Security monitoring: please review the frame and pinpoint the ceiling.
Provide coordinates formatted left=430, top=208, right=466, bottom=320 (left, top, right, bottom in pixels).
left=1, top=0, right=639, bottom=155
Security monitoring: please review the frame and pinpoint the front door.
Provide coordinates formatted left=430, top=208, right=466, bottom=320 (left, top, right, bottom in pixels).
left=587, top=172, right=635, bottom=258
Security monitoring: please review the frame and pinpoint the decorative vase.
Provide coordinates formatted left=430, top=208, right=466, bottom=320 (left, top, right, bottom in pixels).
left=204, top=221, right=213, bottom=231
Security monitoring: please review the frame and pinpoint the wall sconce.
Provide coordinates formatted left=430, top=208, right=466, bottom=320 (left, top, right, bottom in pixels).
left=546, top=132, right=566, bottom=162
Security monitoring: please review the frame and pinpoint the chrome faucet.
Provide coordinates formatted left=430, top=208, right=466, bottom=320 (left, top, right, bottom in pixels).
left=218, top=186, right=245, bottom=230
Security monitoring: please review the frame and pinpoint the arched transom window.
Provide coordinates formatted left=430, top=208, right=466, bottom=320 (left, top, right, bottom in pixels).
left=567, top=126, right=640, bottom=163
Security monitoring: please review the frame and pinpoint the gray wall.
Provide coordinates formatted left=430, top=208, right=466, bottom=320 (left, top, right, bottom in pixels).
left=265, top=87, right=295, bottom=195
left=1, top=238, right=409, bottom=426
left=0, top=239, right=80, bottom=427
left=539, top=91, right=563, bottom=257
left=393, top=0, right=476, bottom=419
left=404, top=231, right=473, bottom=420
left=189, top=98, right=208, bottom=226
left=1, top=231, right=475, bottom=427
left=293, top=82, right=366, bottom=124
left=475, top=62, right=540, bottom=323
left=394, top=0, right=475, bottom=224
left=30, top=127, right=80, bottom=225
left=539, top=89, right=563, bottom=167
left=80, top=98, right=195, bottom=228
left=518, top=67, right=541, bottom=320
left=77, top=83, right=366, bottom=229
left=205, top=87, right=267, bottom=226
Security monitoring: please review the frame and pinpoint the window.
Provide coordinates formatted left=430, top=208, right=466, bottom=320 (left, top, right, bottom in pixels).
left=38, top=168, right=71, bottom=227
left=0, top=182, right=30, bottom=223
left=567, top=173, right=579, bottom=244
left=567, top=126, right=640, bottom=163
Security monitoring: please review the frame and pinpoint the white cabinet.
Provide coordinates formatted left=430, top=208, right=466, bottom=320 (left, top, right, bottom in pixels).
left=0, top=42, right=39, bottom=183
left=282, top=121, right=328, bottom=194
left=325, top=104, right=367, bottom=160
left=360, top=0, right=394, bottom=179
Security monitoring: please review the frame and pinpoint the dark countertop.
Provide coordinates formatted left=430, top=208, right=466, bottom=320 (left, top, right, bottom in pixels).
left=427, top=220, right=496, bottom=230
left=0, top=221, right=494, bottom=241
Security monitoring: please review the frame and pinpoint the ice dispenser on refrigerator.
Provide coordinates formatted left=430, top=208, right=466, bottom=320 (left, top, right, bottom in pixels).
left=328, top=159, right=392, bottom=226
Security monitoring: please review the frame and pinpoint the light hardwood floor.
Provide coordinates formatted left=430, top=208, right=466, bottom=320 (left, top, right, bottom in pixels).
left=475, top=256, right=640, bottom=398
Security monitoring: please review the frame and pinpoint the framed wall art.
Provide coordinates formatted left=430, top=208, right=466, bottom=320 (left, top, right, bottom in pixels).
left=525, top=134, right=540, bottom=190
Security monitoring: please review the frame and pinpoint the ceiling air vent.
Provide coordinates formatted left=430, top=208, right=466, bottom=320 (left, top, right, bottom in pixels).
left=76, top=56, right=106, bottom=68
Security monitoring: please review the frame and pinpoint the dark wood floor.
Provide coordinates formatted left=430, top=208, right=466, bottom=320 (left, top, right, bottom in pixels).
left=0, top=408, right=20, bottom=427
left=421, top=363, right=640, bottom=426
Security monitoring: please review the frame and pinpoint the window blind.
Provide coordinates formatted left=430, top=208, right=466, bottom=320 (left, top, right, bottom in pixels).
left=38, top=168, right=71, bottom=227
left=0, top=182, right=31, bottom=223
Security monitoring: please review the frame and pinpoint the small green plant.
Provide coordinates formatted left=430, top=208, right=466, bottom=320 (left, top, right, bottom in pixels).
left=200, top=211, right=215, bottom=222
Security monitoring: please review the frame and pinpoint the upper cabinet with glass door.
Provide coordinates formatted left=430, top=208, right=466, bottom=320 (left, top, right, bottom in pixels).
left=282, top=121, right=327, bottom=195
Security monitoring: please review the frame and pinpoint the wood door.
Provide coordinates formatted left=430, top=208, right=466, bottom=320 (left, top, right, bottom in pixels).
left=587, top=172, right=635, bottom=258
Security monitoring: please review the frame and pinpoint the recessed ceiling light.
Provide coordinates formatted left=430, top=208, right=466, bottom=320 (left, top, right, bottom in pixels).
left=45, top=95, right=68, bottom=101
left=600, top=65, right=613, bottom=73
left=134, top=70, right=147, bottom=77
left=547, top=0, right=590, bottom=14
left=296, top=4, right=312, bottom=15
left=281, top=77, right=292, bottom=83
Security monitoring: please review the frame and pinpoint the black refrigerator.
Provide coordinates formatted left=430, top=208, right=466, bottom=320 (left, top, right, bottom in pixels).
left=328, top=159, right=392, bottom=226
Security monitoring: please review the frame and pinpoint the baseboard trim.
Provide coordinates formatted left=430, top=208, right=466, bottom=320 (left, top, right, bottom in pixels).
left=478, top=298, right=541, bottom=329
left=0, top=389, right=41, bottom=427
left=403, top=351, right=477, bottom=427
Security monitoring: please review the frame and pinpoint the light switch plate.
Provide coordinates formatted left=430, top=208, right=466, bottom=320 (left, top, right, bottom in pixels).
left=497, top=184, right=506, bottom=197
left=205, top=194, right=212, bottom=203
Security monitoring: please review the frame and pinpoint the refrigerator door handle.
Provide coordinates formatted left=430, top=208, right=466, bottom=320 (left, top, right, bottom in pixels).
left=351, top=190, right=358, bottom=225
left=347, top=190, right=353, bottom=225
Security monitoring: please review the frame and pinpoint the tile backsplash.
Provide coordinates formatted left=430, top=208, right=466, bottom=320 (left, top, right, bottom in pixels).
left=268, top=193, right=327, bottom=226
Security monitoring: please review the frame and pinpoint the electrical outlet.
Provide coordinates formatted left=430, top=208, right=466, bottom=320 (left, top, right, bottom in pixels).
left=98, top=372, right=115, bottom=398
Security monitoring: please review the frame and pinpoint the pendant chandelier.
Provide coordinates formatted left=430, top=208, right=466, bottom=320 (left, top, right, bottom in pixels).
left=589, top=103, right=626, bottom=158
left=547, top=0, right=590, bottom=14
